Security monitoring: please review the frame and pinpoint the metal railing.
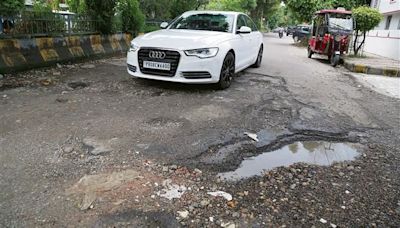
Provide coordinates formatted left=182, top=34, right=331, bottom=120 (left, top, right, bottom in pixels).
left=0, top=12, right=99, bottom=38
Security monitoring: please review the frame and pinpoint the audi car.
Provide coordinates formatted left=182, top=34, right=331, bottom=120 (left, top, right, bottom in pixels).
left=127, top=11, right=264, bottom=89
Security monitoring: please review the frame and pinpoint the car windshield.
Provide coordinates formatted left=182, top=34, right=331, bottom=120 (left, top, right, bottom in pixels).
left=168, top=13, right=234, bottom=33
left=328, top=13, right=353, bottom=31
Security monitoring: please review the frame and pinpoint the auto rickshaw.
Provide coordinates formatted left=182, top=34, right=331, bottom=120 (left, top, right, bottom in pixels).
left=308, top=8, right=353, bottom=67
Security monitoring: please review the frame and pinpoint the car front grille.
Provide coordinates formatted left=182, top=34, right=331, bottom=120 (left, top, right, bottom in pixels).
left=181, top=71, right=212, bottom=79
left=138, top=48, right=181, bottom=77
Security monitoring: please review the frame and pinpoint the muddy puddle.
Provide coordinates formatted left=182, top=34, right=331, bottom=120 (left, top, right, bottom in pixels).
left=218, top=141, right=360, bottom=181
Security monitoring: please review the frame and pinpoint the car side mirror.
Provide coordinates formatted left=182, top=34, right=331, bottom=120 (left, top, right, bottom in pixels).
left=160, top=22, right=168, bottom=29
left=237, top=26, right=251, bottom=34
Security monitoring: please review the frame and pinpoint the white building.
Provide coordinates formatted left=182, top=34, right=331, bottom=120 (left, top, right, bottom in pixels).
left=364, top=0, right=400, bottom=60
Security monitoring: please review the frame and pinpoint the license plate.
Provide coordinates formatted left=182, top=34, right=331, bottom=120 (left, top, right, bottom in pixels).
left=143, top=61, right=170, bottom=71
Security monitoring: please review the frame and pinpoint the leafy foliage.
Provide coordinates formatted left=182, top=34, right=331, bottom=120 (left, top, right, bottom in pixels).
left=207, top=0, right=257, bottom=12
left=352, top=6, right=382, bottom=55
left=85, top=0, right=117, bottom=34
left=170, top=0, right=209, bottom=18
left=268, top=5, right=287, bottom=29
left=139, top=0, right=173, bottom=19
left=66, top=0, right=87, bottom=14
left=117, top=0, right=145, bottom=34
left=249, top=0, right=280, bottom=29
left=353, top=6, right=382, bottom=32
left=285, top=0, right=371, bottom=23
left=0, top=0, right=24, bottom=15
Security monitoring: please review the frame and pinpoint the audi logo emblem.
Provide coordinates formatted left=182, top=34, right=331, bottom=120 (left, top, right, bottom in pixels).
left=149, top=51, right=166, bottom=59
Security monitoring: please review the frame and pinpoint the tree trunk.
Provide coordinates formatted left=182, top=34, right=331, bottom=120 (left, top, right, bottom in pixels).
left=355, top=32, right=366, bottom=56
left=353, top=30, right=359, bottom=55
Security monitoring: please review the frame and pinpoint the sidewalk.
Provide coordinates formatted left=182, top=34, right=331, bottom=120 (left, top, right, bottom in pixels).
left=343, top=54, right=400, bottom=77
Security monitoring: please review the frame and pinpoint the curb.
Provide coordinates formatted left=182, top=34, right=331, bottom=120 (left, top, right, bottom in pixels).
left=0, top=33, right=133, bottom=74
left=343, top=60, right=400, bottom=77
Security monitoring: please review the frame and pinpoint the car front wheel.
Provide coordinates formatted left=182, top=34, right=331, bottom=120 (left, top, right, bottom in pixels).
left=217, top=52, right=235, bottom=90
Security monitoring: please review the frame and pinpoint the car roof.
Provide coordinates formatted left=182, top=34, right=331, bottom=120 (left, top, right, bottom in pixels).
left=183, top=11, right=241, bottom=16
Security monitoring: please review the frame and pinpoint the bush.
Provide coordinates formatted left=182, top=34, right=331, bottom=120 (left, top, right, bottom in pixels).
left=352, top=6, right=382, bottom=55
left=0, top=0, right=24, bottom=16
left=144, top=24, right=160, bottom=33
left=117, top=0, right=145, bottom=35
left=85, top=0, right=117, bottom=34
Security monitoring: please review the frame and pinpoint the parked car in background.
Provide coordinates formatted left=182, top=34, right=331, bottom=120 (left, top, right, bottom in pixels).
left=127, top=11, right=264, bottom=89
left=286, top=26, right=296, bottom=36
left=292, top=25, right=311, bottom=42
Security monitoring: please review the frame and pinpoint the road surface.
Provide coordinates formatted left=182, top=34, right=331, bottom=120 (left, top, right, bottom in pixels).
left=1, top=33, right=399, bottom=227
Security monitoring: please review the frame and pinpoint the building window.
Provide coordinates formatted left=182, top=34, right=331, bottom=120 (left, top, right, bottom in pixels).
left=372, top=0, right=381, bottom=8
left=385, top=15, right=392, bottom=30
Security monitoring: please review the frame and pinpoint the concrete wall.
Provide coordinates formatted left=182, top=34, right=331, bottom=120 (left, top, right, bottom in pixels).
left=364, top=27, right=400, bottom=60
left=364, top=0, right=400, bottom=60
left=0, top=33, right=133, bottom=74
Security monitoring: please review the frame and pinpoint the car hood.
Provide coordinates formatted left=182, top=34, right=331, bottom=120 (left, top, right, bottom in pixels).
left=133, top=29, right=234, bottom=50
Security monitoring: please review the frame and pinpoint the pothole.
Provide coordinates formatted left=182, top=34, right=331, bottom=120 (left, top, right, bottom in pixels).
left=218, top=141, right=360, bottom=181
left=68, top=81, right=89, bottom=89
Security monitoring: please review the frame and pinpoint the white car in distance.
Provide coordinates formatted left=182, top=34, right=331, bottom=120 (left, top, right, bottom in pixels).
left=127, top=11, right=263, bottom=89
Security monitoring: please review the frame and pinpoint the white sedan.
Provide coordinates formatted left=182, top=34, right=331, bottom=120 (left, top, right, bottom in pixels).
left=127, top=11, right=264, bottom=89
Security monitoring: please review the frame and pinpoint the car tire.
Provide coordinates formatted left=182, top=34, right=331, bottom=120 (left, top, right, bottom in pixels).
left=307, top=46, right=313, bottom=58
left=252, top=45, right=263, bottom=68
left=217, top=52, right=235, bottom=90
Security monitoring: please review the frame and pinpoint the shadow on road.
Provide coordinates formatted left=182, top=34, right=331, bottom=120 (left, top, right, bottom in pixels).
left=134, top=78, right=218, bottom=93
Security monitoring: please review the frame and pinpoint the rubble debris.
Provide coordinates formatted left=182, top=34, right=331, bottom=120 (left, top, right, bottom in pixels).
left=207, top=191, right=233, bottom=201
left=81, top=64, right=95, bottom=69
left=157, top=179, right=187, bottom=200
left=177, top=210, right=189, bottom=219
left=67, top=169, right=140, bottom=194
left=80, top=192, right=96, bottom=211
left=221, top=221, right=236, bottom=228
left=244, top=132, right=259, bottom=142
left=63, top=146, right=74, bottom=153
left=83, top=137, right=112, bottom=155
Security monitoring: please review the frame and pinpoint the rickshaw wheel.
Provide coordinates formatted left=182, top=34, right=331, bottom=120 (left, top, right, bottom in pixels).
left=307, top=46, right=313, bottom=58
left=330, top=54, right=340, bottom=67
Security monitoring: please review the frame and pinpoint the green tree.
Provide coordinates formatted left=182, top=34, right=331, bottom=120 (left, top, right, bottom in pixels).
left=139, top=0, right=173, bottom=19
left=66, top=0, right=87, bottom=14
left=117, top=0, right=145, bottom=34
left=352, top=6, right=382, bottom=55
left=0, top=0, right=24, bottom=15
left=170, top=0, right=209, bottom=18
left=249, top=0, right=280, bottom=29
left=284, top=0, right=371, bottom=23
left=267, top=5, right=286, bottom=29
left=85, top=0, right=117, bottom=34
left=207, top=0, right=257, bottom=12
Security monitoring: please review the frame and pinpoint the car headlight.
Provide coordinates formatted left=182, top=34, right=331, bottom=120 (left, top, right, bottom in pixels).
left=129, top=43, right=139, bottom=52
left=184, top=48, right=219, bottom=58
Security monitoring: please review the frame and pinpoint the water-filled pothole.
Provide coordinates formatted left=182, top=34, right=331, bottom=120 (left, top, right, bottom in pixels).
left=218, top=141, right=360, bottom=181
